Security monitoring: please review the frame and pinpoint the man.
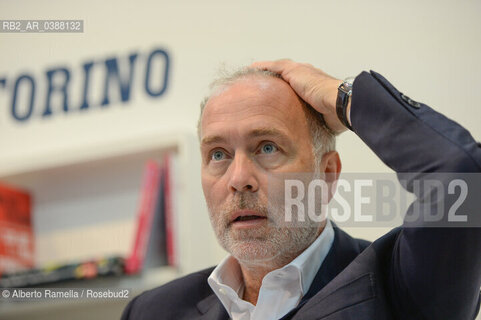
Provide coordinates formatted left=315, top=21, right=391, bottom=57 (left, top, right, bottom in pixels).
left=121, top=60, right=481, bottom=319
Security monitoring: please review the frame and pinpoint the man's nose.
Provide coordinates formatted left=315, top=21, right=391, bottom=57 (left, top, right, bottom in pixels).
left=227, top=152, right=259, bottom=193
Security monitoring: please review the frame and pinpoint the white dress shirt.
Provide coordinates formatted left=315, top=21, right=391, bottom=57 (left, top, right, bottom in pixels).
left=208, top=219, right=334, bottom=320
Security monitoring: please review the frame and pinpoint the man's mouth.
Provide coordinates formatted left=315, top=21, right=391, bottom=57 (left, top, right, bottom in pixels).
left=230, top=210, right=267, bottom=228
left=234, top=215, right=266, bottom=222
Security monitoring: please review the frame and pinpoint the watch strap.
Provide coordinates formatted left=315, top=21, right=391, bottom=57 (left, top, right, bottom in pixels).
left=336, top=79, right=354, bottom=131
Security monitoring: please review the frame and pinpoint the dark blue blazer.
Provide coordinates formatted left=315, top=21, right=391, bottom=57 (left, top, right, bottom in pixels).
left=121, top=71, right=481, bottom=320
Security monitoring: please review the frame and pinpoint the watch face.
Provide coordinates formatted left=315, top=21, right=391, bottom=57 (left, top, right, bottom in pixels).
left=339, top=82, right=352, bottom=95
left=344, top=77, right=355, bottom=85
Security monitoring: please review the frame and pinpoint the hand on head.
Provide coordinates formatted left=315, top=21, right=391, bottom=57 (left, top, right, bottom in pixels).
left=251, top=59, right=349, bottom=133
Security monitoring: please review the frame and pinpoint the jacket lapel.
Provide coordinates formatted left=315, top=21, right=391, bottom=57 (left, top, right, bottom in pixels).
left=281, top=226, right=371, bottom=319
left=302, top=226, right=370, bottom=303
left=287, top=228, right=401, bottom=319
left=196, top=293, right=229, bottom=320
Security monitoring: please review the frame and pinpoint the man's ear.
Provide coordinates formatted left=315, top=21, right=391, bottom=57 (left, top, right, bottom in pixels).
left=319, top=151, right=341, bottom=203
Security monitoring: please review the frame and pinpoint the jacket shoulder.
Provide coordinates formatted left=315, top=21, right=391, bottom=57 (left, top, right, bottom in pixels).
left=121, top=267, right=215, bottom=320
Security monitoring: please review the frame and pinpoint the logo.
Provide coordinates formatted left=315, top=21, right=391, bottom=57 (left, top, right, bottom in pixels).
left=2, top=289, right=10, bottom=298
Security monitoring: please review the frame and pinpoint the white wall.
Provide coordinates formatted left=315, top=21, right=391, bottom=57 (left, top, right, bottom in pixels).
left=1, top=0, right=480, bottom=275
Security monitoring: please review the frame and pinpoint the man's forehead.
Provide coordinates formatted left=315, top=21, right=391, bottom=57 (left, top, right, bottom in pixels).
left=209, top=75, right=285, bottom=101
left=203, top=75, right=300, bottom=118
left=200, top=74, right=308, bottom=142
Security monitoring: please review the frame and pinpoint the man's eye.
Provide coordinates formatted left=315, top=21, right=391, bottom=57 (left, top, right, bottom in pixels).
left=211, top=150, right=226, bottom=161
left=260, top=143, right=278, bottom=154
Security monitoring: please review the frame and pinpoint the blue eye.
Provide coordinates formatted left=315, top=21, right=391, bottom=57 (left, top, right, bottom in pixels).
left=211, top=150, right=225, bottom=161
left=261, top=143, right=277, bottom=154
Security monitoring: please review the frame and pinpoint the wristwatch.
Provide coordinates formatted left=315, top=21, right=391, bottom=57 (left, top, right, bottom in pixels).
left=336, top=77, right=354, bottom=131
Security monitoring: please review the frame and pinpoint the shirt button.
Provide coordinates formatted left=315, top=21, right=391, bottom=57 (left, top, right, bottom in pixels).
left=400, top=93, right=421, bottom=109
left=219, top=288, right=226, bottom=295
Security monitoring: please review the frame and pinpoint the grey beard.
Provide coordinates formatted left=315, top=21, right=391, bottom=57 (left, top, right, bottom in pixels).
left=208, top=193, right=321, bottom=269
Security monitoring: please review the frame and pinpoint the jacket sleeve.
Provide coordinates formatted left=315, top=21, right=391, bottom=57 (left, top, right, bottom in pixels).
left=350, top=71, right=481, bottom=319
left=120, top=296, right=136, bottom=320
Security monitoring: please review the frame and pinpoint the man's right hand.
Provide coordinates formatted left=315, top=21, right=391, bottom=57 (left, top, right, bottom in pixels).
left=251, top=59, right=350, bottom=133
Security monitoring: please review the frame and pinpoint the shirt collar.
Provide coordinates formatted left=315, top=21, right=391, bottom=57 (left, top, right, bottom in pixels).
left=208, top=219, right=334, bottom=311
left=275, top=219, right=334, bottom=294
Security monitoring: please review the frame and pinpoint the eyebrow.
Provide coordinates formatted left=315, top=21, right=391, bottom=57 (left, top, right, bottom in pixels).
left=201, top=127, right=290, bottom=146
